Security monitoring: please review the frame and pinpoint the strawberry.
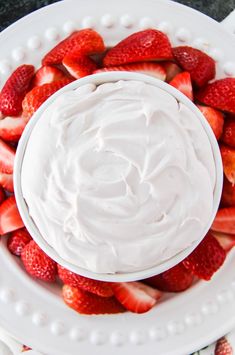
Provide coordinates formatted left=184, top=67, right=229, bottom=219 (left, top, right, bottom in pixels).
left=0, top=186, right=5, bottom=204
left=215, top=336, right=233, bottom=355
left=21, top=240, right=57, bottom=282
left=173, top=46, right=215, bottom=87
left=212, top=207, right=235, bottom=234
left=0, top=139, right=15, bottom=174
left=62, top=285, right=125, bottom=315
left=0, top=196, right=24, bottom=235
left=22, top=345, right=31, bottom=352
left=62, top=53, right=97, bottom=79
left=22, top=78, right=73, bottom=122
left=196, top=78, right=235, bottom=114
left=220, top=145, right=235, bottom=184
left=221, top=177, right=235, bottom=207
left=169, top=71, right=193, bottom=100
left=111, top=282, right=162, bottom=313
left=7, top=228, right=32, bottom=256
left=144, top=263, right=194, bottom=292
left=197, top=105, right=224, bottom=140
left=42, top=29, right=105, bottom=66
left=221, top=117, right=235, bottom=148
left=94, top=62, right=166, bottom=81
left=0, top=64, right=35, bottom=116
left=103, top=29, right=173, bottom=66
left=0, top=172, right=13, bottom=192
left=0, top=116, right=26, bottom=142
left=183, top=233, right=226, bottom=280
left=211, top=231, right=235, bottom=253
left=32, top=66, right=67, bottom=86
left=57, top=265, right=113, bottom=297
left=162, top=61, right=182, bottom=82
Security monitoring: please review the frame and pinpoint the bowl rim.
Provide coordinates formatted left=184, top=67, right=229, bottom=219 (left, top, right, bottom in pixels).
left=14, top=71, right=223, bottom=282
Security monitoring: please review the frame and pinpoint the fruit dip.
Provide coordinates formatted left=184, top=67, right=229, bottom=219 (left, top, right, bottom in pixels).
left=21, top=79, right=216, bottom=274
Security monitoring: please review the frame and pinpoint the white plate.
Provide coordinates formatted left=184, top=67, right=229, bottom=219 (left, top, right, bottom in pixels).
left=0, top=1, right=235, bottom=354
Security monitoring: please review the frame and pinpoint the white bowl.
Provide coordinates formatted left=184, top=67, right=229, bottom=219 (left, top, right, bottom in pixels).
left=14, top=71, right=223, bottom=282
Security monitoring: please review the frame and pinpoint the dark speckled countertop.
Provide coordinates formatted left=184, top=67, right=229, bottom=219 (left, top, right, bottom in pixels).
left=0, top=0, right=234, bottom=31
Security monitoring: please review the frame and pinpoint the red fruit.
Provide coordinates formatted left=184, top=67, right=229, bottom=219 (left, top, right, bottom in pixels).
left=42, top=29, right=105, bottom=66
left=57, top=265, right=113, bottom=297
left=0, top=65, right=35, bottom=116
left=144, top=263, right=194, bottom=292
left=0, top=186, right=5, bottom=204
left=62, top=53, right=97, bottom=79
left=211, top=231, right=235, bottom=253
left=162, top=61, right=182, bottom=82
left=0, top=138, right=15, bottom=174
left=7, top=228, right=32, bottom=256
left=0, top=196, right=24, bottom=235
left=0, top=116, right=26, bottom=142
left=62, top=285, right=125, bottom=315
left=221, top=117, right=235, bottom=148
left=103, top=29, right=173, bottom=66
left=21, top=240, right=57, bottom=282
left=221, top=177, right=235, bottom=207
left=22, top=78, right=73, bottom=122
left=215, top=337, right=233, bottom=355
left=220, top=145, right=235, bottom=184
left=94, top=62, right=166, bottom=81
left=196, top=78, right=235, bottom=114
left=32, top=66, right=67, bottom=86
left=183, top=233, right=226, bottom=280
left=173, top=46, right=215, bottom=87
left=169, top=71, right=193, bottom=100
left=197, top=105, right=224, bottom=140
left=212, top=207, right=235, bottom=234
left=111, top=282, right=162, bottom=314
left=0, top=172, right=14, bottom=192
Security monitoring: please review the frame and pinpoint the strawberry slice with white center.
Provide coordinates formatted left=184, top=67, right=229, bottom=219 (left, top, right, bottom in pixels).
left=0, top=139, right=15, bottom=174
left=0, top=116, right=26, bottom=142
left=32, top=65, right=68, bottom=86
left=0, top=172, right=13, bottom=192
left=94, top=62, right=166, bottom=81
left=211, top=231, right=235, bottom=253
left=169, top=71, right=193, bottom=100
left=162, top=61, right=182, bottom=82
left=0, top=196, right=24, bottom=235
left=111, top=282, right=162, bottom=313
left=62, top=53, right=97, bottom=79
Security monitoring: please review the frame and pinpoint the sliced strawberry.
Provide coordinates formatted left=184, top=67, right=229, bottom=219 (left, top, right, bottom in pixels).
left=62, top=285, right=125, bottom=315
left=211, top=231, right=235, bottom=253
left=183, top=233, right=226, bottom=280
left=42, top=29, right=105, bottom=66
left=111, top=282, right=162, bottom=314
left=212, top=207, right=235, bottom=234
left=221, top=177, right=235, bottom=207
left=7, top=228, right=32, bottom=256
left=0, top=116, right=26, bottom=142
left=103, top=29, right=173, bottom=66
left=0, top=64, right=35, bottom=116
left=0, top=196, right=24, bottom=235
left=21, top=240, right=57, bottom=282
left=0, top=186, right=5, bottom=204
left=220, top=145, right=235, bottom=184
left=62, top=53, right=97, bottom=79
left=0, top=172, right=14, bottom=192
left=197, top=105, right=224, bottom=140
left=22, top=78, right=73, bottom=122
left=0, top=139, right=15, bottom=174
left=215, top=337, right=233, bottom=355
left=173, top=46, right=215, bottom=87
left=169, top=71, right=193, bottom=100
left=32, top=66, right=67, bottom=86
left=221, top=117, right=235, bottom=148
left=144, top=263, right=194, bottom=292
left=196, top=78, right=235, bottom=114
left=162, top=61, right=182, bottom=82
left=57, top=265, right=113, bottom=297
left=94, top=62, right=166, bottom=81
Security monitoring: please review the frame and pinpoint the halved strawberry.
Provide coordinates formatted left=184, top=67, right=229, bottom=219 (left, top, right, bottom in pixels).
left=144, top=263, right=194, bottom=292
left=0, top=116, right=26, bottom=142
left=94, top=62, right=166, bottom=81
left=197, top=105, right=224, bottom=140
left=0, top=139, right=15, bottom=174
left=0, top=172, right=13, bottom=192
left=7, top=228, right=32, bottom=256
left=57, top=265, right=113, bottom=297
left=212, top=207, right=235, bottom=234
left=196, top=78, right=235, bottom=114
left=162, top=61, right=182, bottom=82
left=62, top=53, right=97, bottom=79
left=221, top=117, right=235, bottom=148
left=0, top=196, right=24, bottom=235
left=220, top=145, right=235, bottom=184
left=215, top=337, right=233, bottom=355
left=169, top=71, right=193, bottom=100
left=211, top=231, right=235, bottom=253
left=0, top=186, right=5, bottom=204
left=62, top=285, right=125, bottom=315
left=22, top=77, right=73, bottom=122
left=221, top=177, right=235, bottom=207
left=0, top=64, right=35, bottom=116
left=42, top=29, right=105, bottom=66
left=32, top=66, right=67, bottom=86
left=183, top=233, right=226, bottom=280
left=173, top=46, right=215, bottom=87
left=103, top=29, right=173, bottom=66
left=111, top=282, right=162, bottom=314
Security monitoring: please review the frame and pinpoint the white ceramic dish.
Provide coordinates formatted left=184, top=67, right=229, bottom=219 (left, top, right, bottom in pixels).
left=0, top=0, right=235, bottom=354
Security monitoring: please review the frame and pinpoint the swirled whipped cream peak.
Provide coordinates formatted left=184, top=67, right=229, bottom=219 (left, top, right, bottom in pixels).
left=21, top=80, right=216, bottom=274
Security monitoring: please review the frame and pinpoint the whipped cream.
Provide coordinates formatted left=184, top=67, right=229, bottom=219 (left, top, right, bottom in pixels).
left=21, top=80, right=216, bottom=274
